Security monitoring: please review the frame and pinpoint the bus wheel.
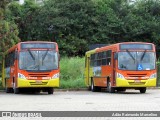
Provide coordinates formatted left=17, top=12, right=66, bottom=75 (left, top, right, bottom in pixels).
left=48, top=88, right=54, bottom=94
left=5, top=87, right=12, bottom=93
left=91, top=80, right=101, bottom=92
left=13, top=83, right=19, bottom=94
left=107, top=81, right=115, bottom=93
left=140, top=87, right=146, bottom=93
left=14, top=88, right=19, bottom=94
left=117, top=88, right=126, bottom=92
left=5, top=80, right=13, bottom=93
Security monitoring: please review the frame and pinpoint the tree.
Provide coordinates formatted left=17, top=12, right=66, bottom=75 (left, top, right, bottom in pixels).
left=6, top=0, right=160, bottom=56
left=0, top=0, right=19, bottom=76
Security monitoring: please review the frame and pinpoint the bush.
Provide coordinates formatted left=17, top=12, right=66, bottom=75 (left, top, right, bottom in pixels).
left=59, top=57, right=86, bottom=89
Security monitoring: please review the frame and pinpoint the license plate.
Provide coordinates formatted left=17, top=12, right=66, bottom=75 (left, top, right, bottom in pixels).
left=134, top=80, right=140, bottom=83
left=35, top=81, right=42, bottom=83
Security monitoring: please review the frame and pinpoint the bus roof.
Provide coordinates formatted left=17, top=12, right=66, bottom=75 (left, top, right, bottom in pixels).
left=86, top=42, right=155, bottom=54
left=7, top=41, right=58, bottom=53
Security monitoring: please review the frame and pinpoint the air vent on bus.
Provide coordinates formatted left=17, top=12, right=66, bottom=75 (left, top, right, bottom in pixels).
left=28, top=73, right=49, bottom=77
left=127, top=74, right=147, bottom=77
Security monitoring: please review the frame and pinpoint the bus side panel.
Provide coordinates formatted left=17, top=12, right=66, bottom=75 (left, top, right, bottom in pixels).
left=100, top=66, right=112, bottom=87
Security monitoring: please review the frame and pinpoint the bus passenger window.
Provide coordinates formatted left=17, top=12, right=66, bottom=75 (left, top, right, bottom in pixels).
left=106, top=50, right=111, bottom=65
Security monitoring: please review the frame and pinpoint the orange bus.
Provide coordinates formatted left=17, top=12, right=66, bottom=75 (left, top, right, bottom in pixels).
left=2, top=41, right=60, bottom=94
left=84, top=42, right=157, bottom=93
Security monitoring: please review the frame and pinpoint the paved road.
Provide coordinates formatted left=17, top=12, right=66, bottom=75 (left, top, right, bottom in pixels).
left=0, top=89, right=160, bottom=111
left=0, top=89, right=160, bottom=120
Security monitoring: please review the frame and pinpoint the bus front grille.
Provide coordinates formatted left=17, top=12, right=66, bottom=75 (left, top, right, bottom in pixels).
left=29, top=82, right=48, bottom=85
left=127, top=74, right=147, bottom=77
left=129, top=82, right=146, bottom=85
left=28, top=73, right=50, bottom=77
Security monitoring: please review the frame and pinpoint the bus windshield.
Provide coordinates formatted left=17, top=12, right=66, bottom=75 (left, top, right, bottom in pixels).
left=19, top=50, right=58, bottom=71
left=118, top=51, right=155, bottom=70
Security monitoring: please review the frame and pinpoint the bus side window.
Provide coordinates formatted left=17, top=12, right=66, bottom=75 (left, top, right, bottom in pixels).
left=10, top=52, right=15, bottom=66
left=106, top=50, right=111, bottom=65
left=97, top=53, right=102, bottom=66
left=90, top=54, right=94, bottom=67
left=102, top=52, right=107, bottom=65
left=95, top=53, right=98, bottom=67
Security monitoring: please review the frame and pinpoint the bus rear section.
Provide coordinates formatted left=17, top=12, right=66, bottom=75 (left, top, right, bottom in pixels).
left=2, top=41, right=60, bottom=94
left=84, top=42, right=157, bottom=93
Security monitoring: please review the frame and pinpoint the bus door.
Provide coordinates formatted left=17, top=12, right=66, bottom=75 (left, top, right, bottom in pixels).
left=85, top=55, right=90, bottom=86
left=10, top=50, right=18, bottom=88
left=112, top=52, right=118, bottom=86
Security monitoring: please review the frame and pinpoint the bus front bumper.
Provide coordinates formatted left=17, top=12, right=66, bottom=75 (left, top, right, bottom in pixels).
left=17, top=78, right=59, bottom=88
left=116, top=78, right=156, bottom=87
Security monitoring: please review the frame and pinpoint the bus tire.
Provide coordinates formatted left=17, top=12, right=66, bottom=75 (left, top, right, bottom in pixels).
left=107, top=81, right=115, bottom=93
left=13, top=83, right=19, bottom=94
left=117, top=88, right=126, bottom=92
left=14, top=88, right=19, bottom=94
left=140, top=87, right=146, bottom=93
left=5, top=81, right=12, bottom=93
left=91, top=80, right=101, bottom=92
left=91, top=80, right=95, bottom=92
left=48, top=88, right=54, bottom=94
left=5, top=88, right=13, bottom=93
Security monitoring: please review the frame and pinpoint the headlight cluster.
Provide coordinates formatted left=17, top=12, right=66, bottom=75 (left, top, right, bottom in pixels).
left=117, top=73, right=125, bottom=79
left=18, top=73, right=60, bottom=79
left=52, top=73, right=59, bottom=79
left=150, top=73, right=157, bottom=79
left=18, top=73, right=26, bottom=79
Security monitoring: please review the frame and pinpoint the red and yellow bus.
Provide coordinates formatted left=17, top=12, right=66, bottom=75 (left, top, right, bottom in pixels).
left=2, top=41, right=60, bottom=94
left=85, top=42, right=157, bottom=93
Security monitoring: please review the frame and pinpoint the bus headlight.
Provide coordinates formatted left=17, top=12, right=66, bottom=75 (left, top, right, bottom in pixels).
left=150, top=73, right=157, bottom=79
left=18, top=73, right=26, bottom=79
left=52, top=73, right=59, bottom=79
left=117, top=73, right=125, bottom=79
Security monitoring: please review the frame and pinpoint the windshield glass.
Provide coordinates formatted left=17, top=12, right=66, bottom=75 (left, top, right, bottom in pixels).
left=19, top=50, right=58, bottom=71
left=118, top=52, right=155, bottom=70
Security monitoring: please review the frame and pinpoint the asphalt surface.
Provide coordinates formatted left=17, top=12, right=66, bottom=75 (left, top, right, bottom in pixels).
left=0, top=89, right=160, bottom=120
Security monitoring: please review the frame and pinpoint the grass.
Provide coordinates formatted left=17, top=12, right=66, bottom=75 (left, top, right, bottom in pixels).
left=59, top=57, right=86, bottom=89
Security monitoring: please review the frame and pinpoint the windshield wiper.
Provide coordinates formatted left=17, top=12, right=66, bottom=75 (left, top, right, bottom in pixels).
left=28, top=49, right=35, bottom=60
left=126, top=49, right=135, bottom=61
left=140, top=50, right=147, bottom=61
left=42, top=49, right=49, bottom=65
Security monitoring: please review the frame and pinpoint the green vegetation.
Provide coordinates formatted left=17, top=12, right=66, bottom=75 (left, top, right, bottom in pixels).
left=60, top=57, right=85, bottom=89
left=0, top=0, right=19, bottom=77
left=1, top=0, right=160, bottom=89
left=4, top=0, right=160, bottom=57
left=0, top=77, right=3, bottom=90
